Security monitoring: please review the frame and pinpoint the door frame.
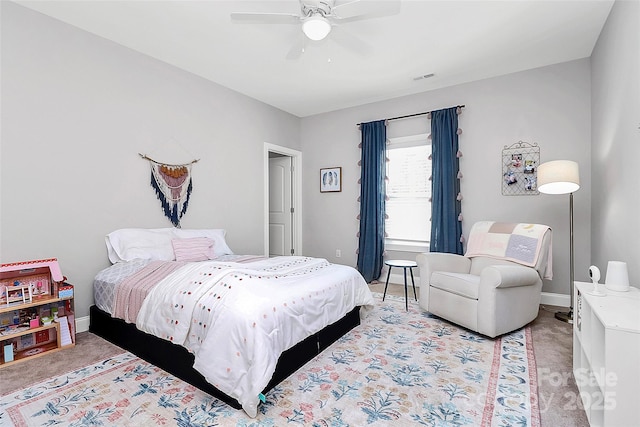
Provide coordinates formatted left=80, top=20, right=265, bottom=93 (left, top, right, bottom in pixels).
left=264, top=143, right=302, bottom=257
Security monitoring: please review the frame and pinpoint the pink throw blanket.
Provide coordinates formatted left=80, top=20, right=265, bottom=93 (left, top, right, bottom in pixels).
left=112, top=261, right=187, bottom=323
left=465, top=221, right=552, bottom=279
left=112, top=256, right=267, bottom=323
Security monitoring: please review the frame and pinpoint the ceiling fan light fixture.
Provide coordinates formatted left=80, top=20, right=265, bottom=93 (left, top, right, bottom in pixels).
left=302, top=15, right=331, bottom=41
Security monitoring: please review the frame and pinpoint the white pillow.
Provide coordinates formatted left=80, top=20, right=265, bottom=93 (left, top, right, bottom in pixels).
left=105, top=227, right=234, bottom=264
left=171, top=228, right=234, bottom=257
left=105, top=228, right=175, bottom=263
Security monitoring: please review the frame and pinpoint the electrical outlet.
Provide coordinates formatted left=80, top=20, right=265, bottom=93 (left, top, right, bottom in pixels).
left=336, top=249, right=341, bottom=258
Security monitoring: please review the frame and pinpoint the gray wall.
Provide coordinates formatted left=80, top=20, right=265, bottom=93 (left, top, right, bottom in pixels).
left=301, top=59, right=592, bottom=296
left=4, top=0, right=635, bottom=320
left=0, top=3, right=300, bottom=317
left=591, top=0, right=640, bottom=288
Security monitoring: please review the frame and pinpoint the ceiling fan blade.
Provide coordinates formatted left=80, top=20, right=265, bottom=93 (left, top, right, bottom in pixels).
left=331, top=0, right=401, bottom=21
left=330, top=26, right=372, bottom=55
left=286, top=35, right=309, bottom=60
left=230, top=12, right=301, bottom=24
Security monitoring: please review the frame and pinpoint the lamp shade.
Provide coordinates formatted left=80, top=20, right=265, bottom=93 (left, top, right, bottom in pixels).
left=605, top=261, right=630, bottom=291
left=302, top=15, right=331, bottom=41
left=537, top=160, right=580, bottom=194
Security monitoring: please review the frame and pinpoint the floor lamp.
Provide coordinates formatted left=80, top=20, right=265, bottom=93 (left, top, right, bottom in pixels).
left=537, top=160, right=580, bottom=323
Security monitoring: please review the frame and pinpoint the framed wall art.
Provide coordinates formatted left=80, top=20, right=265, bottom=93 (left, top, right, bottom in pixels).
left=320, top=167, right=342, bottom=193
left=502, top=141, right=540, bottom=196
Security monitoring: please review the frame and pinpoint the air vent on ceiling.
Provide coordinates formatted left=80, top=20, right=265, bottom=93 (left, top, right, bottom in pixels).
left=413, top=73, right=435, bottom=81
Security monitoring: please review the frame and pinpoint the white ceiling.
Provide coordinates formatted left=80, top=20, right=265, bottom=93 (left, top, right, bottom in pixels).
left=16, top=0, right=614, bottom=117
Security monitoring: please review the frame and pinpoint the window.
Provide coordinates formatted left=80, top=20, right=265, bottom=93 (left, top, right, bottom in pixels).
left=385, top=134, right=431, bottom=251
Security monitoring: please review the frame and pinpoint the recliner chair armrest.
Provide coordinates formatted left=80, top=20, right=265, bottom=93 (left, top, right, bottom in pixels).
left=416, top=253, right=471, bottom=288
left=480, top=265, right=541, bottom=289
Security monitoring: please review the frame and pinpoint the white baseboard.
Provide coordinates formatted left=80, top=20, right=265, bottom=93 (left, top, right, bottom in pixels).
left=76, top=315, right=90, bottom=333
left=540, top=292, right=570, bottom=308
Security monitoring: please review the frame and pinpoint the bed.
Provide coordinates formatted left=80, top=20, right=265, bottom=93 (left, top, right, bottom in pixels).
left=89, top=228, right=374, bottom=417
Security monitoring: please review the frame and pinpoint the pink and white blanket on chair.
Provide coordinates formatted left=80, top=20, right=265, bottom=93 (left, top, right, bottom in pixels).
left=465, top=221, right=552, bottom=279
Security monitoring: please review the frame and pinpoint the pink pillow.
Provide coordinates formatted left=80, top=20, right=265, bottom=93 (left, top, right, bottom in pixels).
left=172, top=237, right=215, bottom=262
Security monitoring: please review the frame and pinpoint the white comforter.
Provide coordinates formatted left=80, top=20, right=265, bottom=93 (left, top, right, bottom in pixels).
left=136, top=256, right=374, bottom=417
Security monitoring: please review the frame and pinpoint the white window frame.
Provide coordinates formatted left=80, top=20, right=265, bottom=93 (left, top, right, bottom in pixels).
left=385, top=133, right=431, bottom=253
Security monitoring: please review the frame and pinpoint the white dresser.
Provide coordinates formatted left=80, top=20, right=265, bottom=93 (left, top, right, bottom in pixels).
left=573, top=281, right=640, bottom=426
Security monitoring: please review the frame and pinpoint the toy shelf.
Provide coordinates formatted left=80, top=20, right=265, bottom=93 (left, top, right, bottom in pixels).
left=3, top=341, right=61, bottom=367
left=0, top=322, right=57, bottom=342
left=0, top=258, right=75, bottom=368
left=0, top=296, right=73, bottom=315
left=0, top=296, right=75, bottom=368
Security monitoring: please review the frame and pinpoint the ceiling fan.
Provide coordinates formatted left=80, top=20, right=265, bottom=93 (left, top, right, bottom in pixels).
left=231, top=0, right=400, bottom=58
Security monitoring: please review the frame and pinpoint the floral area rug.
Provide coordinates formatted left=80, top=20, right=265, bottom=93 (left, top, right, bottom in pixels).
left=0, top=293, right=540, bottom=426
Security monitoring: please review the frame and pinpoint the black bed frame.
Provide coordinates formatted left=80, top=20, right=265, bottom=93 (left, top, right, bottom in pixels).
left=89, top=305, right=361, bottom=409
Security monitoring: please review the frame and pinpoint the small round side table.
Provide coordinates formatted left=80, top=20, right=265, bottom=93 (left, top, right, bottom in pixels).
left=383, top=259, right=418, bottom=311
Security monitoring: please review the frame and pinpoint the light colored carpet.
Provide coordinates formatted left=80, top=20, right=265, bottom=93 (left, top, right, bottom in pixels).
left=1, top=293, right=539, bottom=426
left=0, top=283, right=588, bottom=426
left=0, top=331, right=126, bottom=397
left=369, top=282, right=589, bottom=427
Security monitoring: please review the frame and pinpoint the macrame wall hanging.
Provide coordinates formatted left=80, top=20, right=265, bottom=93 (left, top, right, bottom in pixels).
left=139, top=153, right=199, bottom=228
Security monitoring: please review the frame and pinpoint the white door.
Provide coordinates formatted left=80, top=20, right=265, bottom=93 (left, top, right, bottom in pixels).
left=269, top=156, right=293, bottom=256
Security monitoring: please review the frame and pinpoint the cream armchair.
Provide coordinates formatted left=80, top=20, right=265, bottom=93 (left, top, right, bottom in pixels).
left=416, top=222, right=552, bottom=338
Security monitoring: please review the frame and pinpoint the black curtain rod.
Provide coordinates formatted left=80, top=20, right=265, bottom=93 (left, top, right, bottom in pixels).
left=357, top=105, right=465, bottom=127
